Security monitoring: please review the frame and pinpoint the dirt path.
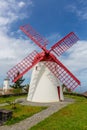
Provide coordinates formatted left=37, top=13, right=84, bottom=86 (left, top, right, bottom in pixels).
left=0, top=98, right=74, bottom=130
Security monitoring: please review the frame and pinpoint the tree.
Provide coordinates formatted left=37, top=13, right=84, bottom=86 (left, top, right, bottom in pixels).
left=62, top=84, right=72, bottom=92
left=24, top=84, right=29, bottom=93
left=10, top=72, right=25, bottom=89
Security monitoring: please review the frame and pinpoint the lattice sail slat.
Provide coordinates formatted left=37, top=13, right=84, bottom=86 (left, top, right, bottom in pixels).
left=7, top=50, right=43, bottom=82
left=20, top=24, right=49, bottom=51
left=50, top=32, right=79, bottom=57
left=45, top=60, right=80, bottom=90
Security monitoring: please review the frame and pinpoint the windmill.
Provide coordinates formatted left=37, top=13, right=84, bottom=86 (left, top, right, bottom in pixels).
left=7, top=24, right=80, bottom=102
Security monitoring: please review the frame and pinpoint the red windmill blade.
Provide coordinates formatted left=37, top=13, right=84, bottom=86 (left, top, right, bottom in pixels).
left=7, top=50, right=43, bottom=82
left=20, top=24, right=49, bottom=53
left=50, top=32, right=79, bottom=57
left=44, top=54, right=80, bottom=90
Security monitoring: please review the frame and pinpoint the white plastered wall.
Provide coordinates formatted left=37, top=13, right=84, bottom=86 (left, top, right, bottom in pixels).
left=27, top=62, right=64, bottom=102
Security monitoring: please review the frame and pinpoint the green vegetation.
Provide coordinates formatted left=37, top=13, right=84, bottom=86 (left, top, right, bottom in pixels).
left=0, top=94, right=27, bottom=104
left=0, top=104, right=46, bottom=125
left=10, top=72, right=25, bottom=89
left=30, top=95, right=87, bottom=130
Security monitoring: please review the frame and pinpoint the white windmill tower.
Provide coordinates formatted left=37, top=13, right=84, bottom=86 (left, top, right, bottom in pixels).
left=7, top=24, right=80, bottom=103
left=28, top=61, right=64, bottom=102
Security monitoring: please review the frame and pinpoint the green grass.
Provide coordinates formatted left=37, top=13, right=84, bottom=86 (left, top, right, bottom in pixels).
left=30, top=95, right=87, bottom=130
left=0, top=104, right=46, bottom=125
left=0, top=95, right=27, bottom=104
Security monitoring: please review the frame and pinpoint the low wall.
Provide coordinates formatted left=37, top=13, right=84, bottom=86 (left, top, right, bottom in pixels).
left=64, top=92, right=87, bottom=98
left=0, top=92, right=27, bottom=98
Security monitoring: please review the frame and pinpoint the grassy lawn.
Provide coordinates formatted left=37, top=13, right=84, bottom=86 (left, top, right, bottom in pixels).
left=0, top=94, right=27, bottom=104
left=30, top=95, right=87, bottom=130
left=0, top=104, right=46, bottom=125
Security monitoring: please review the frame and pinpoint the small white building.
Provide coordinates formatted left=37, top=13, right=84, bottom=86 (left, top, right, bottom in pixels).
left=3, top=77, right=10, bottom=92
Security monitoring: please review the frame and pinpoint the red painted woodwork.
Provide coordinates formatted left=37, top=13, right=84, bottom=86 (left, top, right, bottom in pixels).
left=57, top=86, right=60, bottom=100
left=44, top=54, right=80, bottom=90
left=7, top=50, right=43, bottom=82
left=7, top=23, right=80, bottom=91
left=50, top=32, right=79, bottom=57
left=20, top=24, right=49, bottom=53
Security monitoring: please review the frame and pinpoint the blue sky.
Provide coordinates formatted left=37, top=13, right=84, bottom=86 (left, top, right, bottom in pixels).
left=0, top=0, right=87, bottom=92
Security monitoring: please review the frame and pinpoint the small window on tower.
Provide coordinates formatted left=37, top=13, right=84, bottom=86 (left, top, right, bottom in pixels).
left=36, top=66, right=38, bottom=70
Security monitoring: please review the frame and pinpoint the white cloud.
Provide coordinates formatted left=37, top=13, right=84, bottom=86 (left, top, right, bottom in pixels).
left=0, top=0, right=34, bottom=85
left=67, top=2, right=87, bottom=20
left=0, top=0, right=33, bottom=28
left=76, top=0, right=87, bottom=5
left=61, top=40, right=87, bottom=72
left=0, top=31, right=37, bottom=73
left=18, top=1, right=25, bottom=7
